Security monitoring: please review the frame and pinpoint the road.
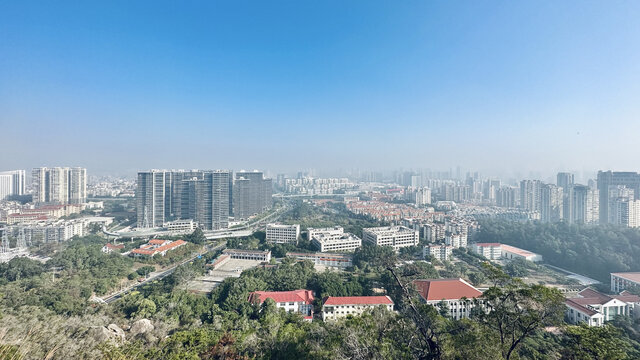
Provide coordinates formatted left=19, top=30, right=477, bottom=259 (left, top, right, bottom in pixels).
left=100, top=242, right=226, bottom=304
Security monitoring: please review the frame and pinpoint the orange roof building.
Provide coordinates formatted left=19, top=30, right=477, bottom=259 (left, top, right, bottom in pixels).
left=248, top=290, right=314, bottom=320
left=130, top=239, right=187, bottom=257
left=413, top=278, right=483, bottom=320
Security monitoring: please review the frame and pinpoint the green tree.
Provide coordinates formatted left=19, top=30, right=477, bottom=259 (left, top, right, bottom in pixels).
left=476, top=266, right=566, bottom=360
left=562, top=324, right=632, bottom=360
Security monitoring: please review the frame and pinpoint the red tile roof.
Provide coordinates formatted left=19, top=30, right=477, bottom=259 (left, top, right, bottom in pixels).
left=131, top=249, right=156, bottom=256
left=154, top=240, right=186, bottom=253
left=501, top=244, right=535, bottom=257
left=248, top=290, right=314, bottom=305
left=565, top=299, right=599, bottom=316
left=105, top=243, right=124, bottom=249
left=474, top=242, right=501, bottom=247
left=149, top=239, right=169, bottom=245
left=323, top=296, right=393, bottom=306
left=413, top=278, right=483, bottom=301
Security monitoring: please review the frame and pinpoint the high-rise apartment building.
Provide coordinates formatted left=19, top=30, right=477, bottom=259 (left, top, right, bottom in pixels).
left=520, top=180, right=542, bottom=212
left=136, top=170, right=231, bottom=230
left=496, top=186, right=519, bottom=208
left=597, top=171, right=640, bottom=224
left=0, top=170, right=26, bottom=200
left=32, top=167, right=86, bottom=205
left=540, top=184, right=563, bottom=223
left=233, top=171, right=273, bottom=219
left=567, top=185, right=599, bottom=224
left=557, top=172, right=575, bottom=192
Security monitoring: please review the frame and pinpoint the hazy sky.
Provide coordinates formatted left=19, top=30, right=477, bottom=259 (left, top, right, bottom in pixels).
left=1, top=1, right=640, bottom=176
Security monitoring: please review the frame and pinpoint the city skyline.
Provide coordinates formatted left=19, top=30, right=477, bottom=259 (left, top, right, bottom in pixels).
left=2, top=1, right=640, bottom=174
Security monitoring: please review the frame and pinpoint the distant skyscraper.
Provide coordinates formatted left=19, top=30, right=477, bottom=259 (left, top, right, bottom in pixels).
left=540, top=184, right=563, bottom=223
left=136, top=170, right=231, bottom=230
left=137, top=170, right=173, bottom=228
left=520, top=180, right=542, bottom=212
left=607, top=185, right=635, bottom=225
left=556, top=172, right=574, bottom=192
left=0, top=170, right=25, bottom=200
left=567, top=185, right=599, bottom=224
left=597, top=171, right=640, bottom=224
left=496, top=186, right=519, bottom=208
left=32, top=167, right=86, bottom=205
left=233, top=171, right=273, bottom=219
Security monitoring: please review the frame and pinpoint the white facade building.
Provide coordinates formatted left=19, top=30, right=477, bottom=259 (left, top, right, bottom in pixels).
left=266, top=223, right=300, bottom=244
left=445, top=233, right=467, bottom=248
left=166, top=219, right=198, bottom=233
left=362, top=226, right=419, bottom=250
left=312, top=233, right=362, bottom=252
left=611, top=272, right=640, bottom=293
left=307, top=226, right=344, bottom=241
left=286, top=252, right=353, bottom=268
left=413, top=278, right=483, bottom=320
left=322, top=296, right=394, bottom=321
left=424, top=244, right=453, bottom=262
left=565, top=288, right=640, bottom=327
left=248, top=290, right=314, bottom=320
left=469, top=243, right=503, bottom=260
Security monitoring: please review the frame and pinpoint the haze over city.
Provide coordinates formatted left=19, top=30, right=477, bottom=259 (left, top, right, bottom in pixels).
left=2, top=1, right=640, bottom=176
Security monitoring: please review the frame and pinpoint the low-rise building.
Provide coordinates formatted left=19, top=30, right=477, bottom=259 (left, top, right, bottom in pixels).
left=611, top=272, right=640, bottom=293
left=424, top=244, right=453, bottom=262
left=266, top=223, right=300, bottom=244
left=468, top=243, right=542, bottom=262
left=413, top=278, right=483, bottom=320
left=362, top=226, right=419, bottom=251
left=469, top=243, right=502, bottom=260
left=565, top=288, right=640, bottom=326
left=307, top=226, right=344, bottom=241
left=248, top=290, right=314, bottom=320
left=286, top=252, right=353, bottom=268
left=166, top=219, right=198, bottom=233
left=223, top=248, right=272, bottom=262
left=102, top=243, right=124, bottom=254
left=131, top=239, right=187, bottom=257
left=322, top=296, right=394, bottom=321
left=501, top=244, right=543, bottom=262
left=312, top=232, right=362, bottom=253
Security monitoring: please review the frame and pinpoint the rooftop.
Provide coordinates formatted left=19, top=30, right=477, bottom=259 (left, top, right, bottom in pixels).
left=413, top=278, right=483, bottom=301
left=501, top=244, right=536, bottom=257
left=323, top=296, right=393, bottom=306
left=248, top=289, right=314, bottom=305
left=473, top=242, right=502, bottom=247
left=612, top=272, right=640, bottom=283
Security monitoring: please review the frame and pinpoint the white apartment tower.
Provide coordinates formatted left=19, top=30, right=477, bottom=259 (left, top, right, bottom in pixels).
left=32, top=167, right=86, bottom=205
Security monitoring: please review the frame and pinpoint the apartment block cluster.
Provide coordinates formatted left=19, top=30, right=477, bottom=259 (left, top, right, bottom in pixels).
left=280, top=176, right=355, bottom=195
left=88, top=177, right=136, bottom=197
left=136, top=169, right=272, bottom=230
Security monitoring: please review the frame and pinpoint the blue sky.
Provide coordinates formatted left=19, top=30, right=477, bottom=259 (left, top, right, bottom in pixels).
left=1, top=1, right=640, bottom=176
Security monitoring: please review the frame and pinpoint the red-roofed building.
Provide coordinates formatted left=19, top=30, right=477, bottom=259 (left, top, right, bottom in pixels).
left=130, top=239, right=187, bottom=257
left=565, top=287, right=640, bottom=326
left=322, top=296, right=394, bottom=321
left=248, top=290, right=314, bottom=320
left=413, top=278, right=483, bottom=320
left=101, top=242, right=125, bottom=254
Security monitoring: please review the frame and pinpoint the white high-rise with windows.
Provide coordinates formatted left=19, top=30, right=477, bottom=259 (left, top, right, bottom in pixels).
left=0, top=170, right=26, bottom=200
left=32, top=167, right=86, bottom=205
